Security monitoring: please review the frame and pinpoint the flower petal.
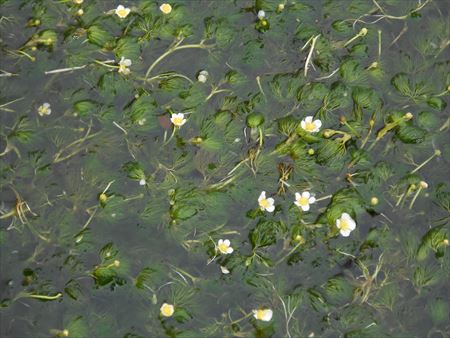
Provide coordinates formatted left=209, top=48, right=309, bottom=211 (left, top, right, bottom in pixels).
left=308, top=196, right=316, bottom=204
left=227, top=247, right=234, bottom=254
left=336, top=219, right=341, bottom=229
left=314, top=120, right=322, bottom=129
left=348, top=219, right=356, bottom=230
left=302, top=191, right=310, bottom=199
left=263, top=309, right=273, bottom=321
left=340, top=229, right=351, bottom=237
left=224, top=239, right=230, bottom=246
left=258, top=191, right=266, bottom=201
left=301, top=204, right=310, bottom=211
left=300, top=120, right=306, bottom=129
left=266, top=204, right=275, bottom=212
left=305, top=116, right=313, bottom=123
left=218, top=239, right=223, bottom=245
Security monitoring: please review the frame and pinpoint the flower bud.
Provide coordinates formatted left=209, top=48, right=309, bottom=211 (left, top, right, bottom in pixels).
left=246, top=112, right=264, bottom=128
left=404, top=112, right=413, bottom=120
left=419, top=181, right=428, bottom=189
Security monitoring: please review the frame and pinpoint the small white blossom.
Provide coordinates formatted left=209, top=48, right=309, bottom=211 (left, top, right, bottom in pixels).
left=217, top=239, right=234, bottom=254
left=197, top=70, right=209, bottom=83
left=159, top=3, right=172, bottom=14
left=253, top=308, right=273, bottom=321
left=115, top=5, right=131, bottom=19
left=294, top=191, right=316, bottom=211
left=300, top=116, right=322, bottom=133
left=118, top=57, right=132, bottom=75
left=336, top=213, right=356, bottom=237
left=139, top=178, right=146, bottom=186
left=258, top=191, right=275, bottom=212
left=170, top=113, right=187, bottom=127
left=257, top=10, right=266, bottom=20
left=160, top=303, right=174, bottom=317
left=38, top=102, right=51, bottom=116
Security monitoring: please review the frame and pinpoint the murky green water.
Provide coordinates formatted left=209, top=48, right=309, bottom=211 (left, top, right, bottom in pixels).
left=1, top=0, right=449, bottom=337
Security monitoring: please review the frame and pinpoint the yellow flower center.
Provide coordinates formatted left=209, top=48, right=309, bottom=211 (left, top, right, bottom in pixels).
left=117, top=9, right=128, bottom=17
left=297, top=196, right=309, bottom=207
left=218, top=243, right=229, bottom=253
left=304, top=121, right=316, bottom=132
left=339, top=219, right=351, bottom=231
left=172, top=117, right=184, bottom=126
left=259, top=198, right=270, bottom=209
left=255, top=309, right=270, bottom=320
left=160, top=303, right=174, bottom=317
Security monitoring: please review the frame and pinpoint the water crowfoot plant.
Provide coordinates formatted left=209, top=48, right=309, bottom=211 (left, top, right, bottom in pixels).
left=0, top=0, right=448, bottom=336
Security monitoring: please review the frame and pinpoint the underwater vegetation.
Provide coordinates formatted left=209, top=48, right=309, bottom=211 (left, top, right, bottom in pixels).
left=0, top=0, right=449, bottom=337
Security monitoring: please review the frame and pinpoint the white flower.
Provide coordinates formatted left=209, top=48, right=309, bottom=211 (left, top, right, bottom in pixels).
left=159, top=3, right=172, bottom=14
left=257, top=10, right=266, bottom=20
left=300, top=116, right=322, bottom=133
left=115, top=5, right=130, bottom=18
left=336, top=213, right=356, bottom=237
left=118, top=57, right=132, bottom=75
left=253, top=308, right=273, bottom=321
left=197, top=70, right=209, bottom=83
left=217, top=239, right=234, bottom=254
left=138, top=118, right=146, bottom=126
left=294, top=191, right=316, bottom=211
left=73, top=0, right=84, bottom=4
left=160, top=303, right=174, bottom=317
left=220, top=266, right=230, bottom=274
left=139, top=178, right=146, bottom=186
left=38, top=102, right=51, bottom=116
left=77, top=8, right=84, bottom=16
left=170, top=113, right=187, bottom=127
left=258, top=191, right=275, bottom=212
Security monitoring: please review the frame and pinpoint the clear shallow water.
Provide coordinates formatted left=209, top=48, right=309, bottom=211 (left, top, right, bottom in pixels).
left=0, top=0, right=449, bottom=337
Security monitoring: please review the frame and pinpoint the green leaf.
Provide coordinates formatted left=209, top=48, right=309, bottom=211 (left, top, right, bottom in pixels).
left=73, top=100, right=97, bottom=117
left=395, top=125, right=427, bottom=144
left=115, top=37, right=141, bottom=61
left=88, top=25, right=114, bottom=48
left=427, top=96, right=446, bottom=111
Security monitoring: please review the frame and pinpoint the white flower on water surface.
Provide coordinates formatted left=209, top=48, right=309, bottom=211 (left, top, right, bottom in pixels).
left=139, top=178, right=146, bottom=186
left=220, top=266, right=230, bottom=274
left=300, top=116, right=322, bottom=133
left=252, top=308, right=273, bottom=321
left=160, top=303, right=174, bottom=317
left=115, top=5, right=131, bottom=19
left=336, top=213, right=356, bottom=237
left=258, top=191, right=275, bottom=212
left=118, top=57, right=132, bottom=75
left=170, top=113, right=187, bottom=127
left=197, top=70, right=209, bottom=83
left=257, top=10, right=266, bottom=20
left=38, top=102, right=51, bottom=116
left=217, top=239, right=234, bottom=254
left=160, top=3, right=172, bottom=15
left=294, top=191, right=316, bottom=211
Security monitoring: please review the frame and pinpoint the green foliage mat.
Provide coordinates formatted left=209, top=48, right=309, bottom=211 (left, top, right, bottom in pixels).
left=0, top=0, right=448, bottom=337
